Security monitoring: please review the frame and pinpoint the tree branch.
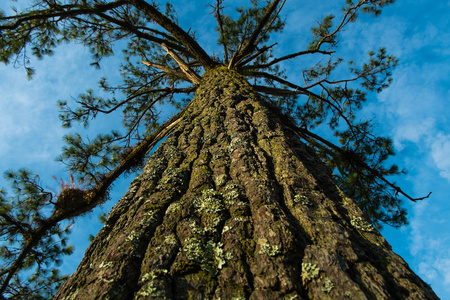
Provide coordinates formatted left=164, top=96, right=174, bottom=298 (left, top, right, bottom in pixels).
left=244, top=48, right=335, bottom=70
left=310, top=0, right=368, bottom=51
left=237, top=43, right=277, bottom=68
left=0, top=0, right=127, bottom=30
left=212, top=0, right=230, bottom=64
left=251, top=71, right=357, bottom=136
left=228, top=0, right=283, bottom=68
left=296, top=127, right=432, bottom=202
left=0, top=97, right=195, bottom=295
left=253, top=0, right=286, bottom=50
left=161, top=43, right=201, bottom=84
left=141, top=60, right=190, bottom=82
left=95, top=11, right=188, bottom=54
left=125, top=0, right=216, bottom=70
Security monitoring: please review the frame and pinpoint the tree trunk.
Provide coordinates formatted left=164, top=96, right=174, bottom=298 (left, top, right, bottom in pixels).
left=54, top=68, right=438, bottom=299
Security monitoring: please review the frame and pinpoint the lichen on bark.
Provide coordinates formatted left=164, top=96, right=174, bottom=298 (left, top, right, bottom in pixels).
left=55, top=68, right=438, bottom=299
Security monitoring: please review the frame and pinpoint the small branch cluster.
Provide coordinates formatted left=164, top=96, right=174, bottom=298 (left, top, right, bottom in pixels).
left=0, top=0, right=429, bottom=296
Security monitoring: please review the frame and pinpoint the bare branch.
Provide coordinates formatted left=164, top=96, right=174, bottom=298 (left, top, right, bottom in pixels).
left=245, top=48, right=335, bottom=70
left=126, top=0, right=216, bottom=70
left=237, top=43, right=277, bottom=68
left=161, top=43, right=201, bottom=84
left=253, top=0, right=286, bottom=50
left=95, top=11, right=188, bottom=54
left=228, top=0, right=283, bottom=67
left=252, top=85, right=298, bottom=96
left=212, top=0, right=230, bottom=64
left=141, top=60, right=190, bottom=82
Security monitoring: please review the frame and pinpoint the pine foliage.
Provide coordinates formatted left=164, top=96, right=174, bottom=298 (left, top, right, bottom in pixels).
left=0, top=0, right=430, bottom=297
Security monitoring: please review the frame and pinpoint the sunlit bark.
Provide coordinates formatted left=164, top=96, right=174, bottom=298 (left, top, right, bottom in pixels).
left=54, top=68, right=437, bottom=300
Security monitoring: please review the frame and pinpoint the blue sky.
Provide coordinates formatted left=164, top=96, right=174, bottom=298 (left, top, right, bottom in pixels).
left=1, top=0, right=449, bottom=298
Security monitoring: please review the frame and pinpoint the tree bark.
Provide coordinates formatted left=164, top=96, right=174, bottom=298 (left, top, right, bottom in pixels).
left=54, top=68, right=438, bottom=299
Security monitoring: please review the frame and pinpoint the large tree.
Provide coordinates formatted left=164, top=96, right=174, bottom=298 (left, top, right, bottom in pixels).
left=0, top=0, right=437, bottom=299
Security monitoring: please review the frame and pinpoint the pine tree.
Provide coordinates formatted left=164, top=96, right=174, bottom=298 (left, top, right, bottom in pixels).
left=0, top=0, right=436, bottom=299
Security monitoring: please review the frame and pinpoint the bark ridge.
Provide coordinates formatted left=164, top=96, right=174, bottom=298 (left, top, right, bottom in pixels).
left=55, top=68, right=438, bottom=299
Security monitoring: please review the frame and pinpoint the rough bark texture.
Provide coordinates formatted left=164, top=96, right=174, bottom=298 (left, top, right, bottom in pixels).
left=54, top=68, right=438, bottom=299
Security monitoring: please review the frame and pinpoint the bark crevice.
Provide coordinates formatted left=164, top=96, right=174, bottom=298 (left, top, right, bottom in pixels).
left=55, top=68, right=438, bottom=300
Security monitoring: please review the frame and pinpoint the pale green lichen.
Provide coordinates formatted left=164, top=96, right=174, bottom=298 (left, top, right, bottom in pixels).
left=258, top=244, right=280, bottom=256
left=141, top=269, right=168, bottom=282
left=137, top=269, right=169, bottom=297
left=233, top=216, right=247, bottom=222
left=190, top=215, right=223, bottom=235
left=294, top=194, right=314, bottom=206
left=99, top=261, right=113, bottom=269
left=351, top=216, right=374, bottom=232
left=189, top=221, right=206, bottom=236
left=183, top=237, right=206, bottom=263
left=193, top=189, right=224, bottom=214
left=223, top=184, right=241, bottom=205
left=227, top=137, right=248, bottom=154
left=206, top=216, right=224, bottom=235
left=139, top=159, right=165, bottom=181
left=301, top=263, right=320, bottom=282
left=214, top=243, right=227, bottom=269
left=183, top=237, right=231, bottom=275
left=322, top=277, right=334, bottom=293
left=224, top=184, right=239, bottom=191
left=224, top=190, right=240, bottom=202
left=136, top=281, right=165, bottom=298
left=140, top=211, right=157, bottom=226
left=208, top=216, right=223, bottom=230
left=164, top=234, right=178, bottom=245
left=166, top=201, right=182, bottom=214
left=215, top=174, right=228, bottom=187
left=222, top=225, right=232, bottom=234
left=156, top=167, right=184, bottom=191
left=125, top=230, right=141, bottom=242
left=164, top=145, right=180, bottom=160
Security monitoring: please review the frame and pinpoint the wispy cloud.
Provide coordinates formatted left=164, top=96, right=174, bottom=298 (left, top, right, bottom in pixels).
left=430, top=134, right=450, bottom=180
left=1, top=1, right=449, bottom=298
left=409, top=201, right=450, bottom=294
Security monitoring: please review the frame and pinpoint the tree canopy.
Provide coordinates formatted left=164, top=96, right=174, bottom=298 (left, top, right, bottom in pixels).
left=0, top=0, right=430, bottom=298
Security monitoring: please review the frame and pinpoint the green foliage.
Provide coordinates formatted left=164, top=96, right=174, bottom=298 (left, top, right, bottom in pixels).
left=0, top=170, right=72, bottom=299
left=0, top=0, right=426, bottom=296
left=57, top=132, right=123, bottom=184
left=214, top=0, right=285, bottom=62
left=308, top=14, right=336, bottom=50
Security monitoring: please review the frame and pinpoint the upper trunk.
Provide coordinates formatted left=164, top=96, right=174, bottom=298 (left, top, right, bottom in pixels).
left=55, top=68, right=438, bottom=299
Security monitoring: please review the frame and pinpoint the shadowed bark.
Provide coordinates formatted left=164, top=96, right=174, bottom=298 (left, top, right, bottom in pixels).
left=54, top=68, right=438, bottom=299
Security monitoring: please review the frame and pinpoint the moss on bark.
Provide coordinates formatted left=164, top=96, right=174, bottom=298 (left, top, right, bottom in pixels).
left=55, top=68, right=438, bottom=300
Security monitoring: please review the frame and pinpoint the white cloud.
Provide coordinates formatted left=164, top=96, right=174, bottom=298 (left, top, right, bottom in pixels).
left=415, top=244, right=450, bottom=293
left=408, top=200, right=450, bottom=295
left=392, top=118, right=435, bottom=151
left=430, top=134, right=450, bottom=181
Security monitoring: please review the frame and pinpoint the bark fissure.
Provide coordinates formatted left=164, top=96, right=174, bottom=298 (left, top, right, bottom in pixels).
left=55, top=68, right=438, bottom=300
